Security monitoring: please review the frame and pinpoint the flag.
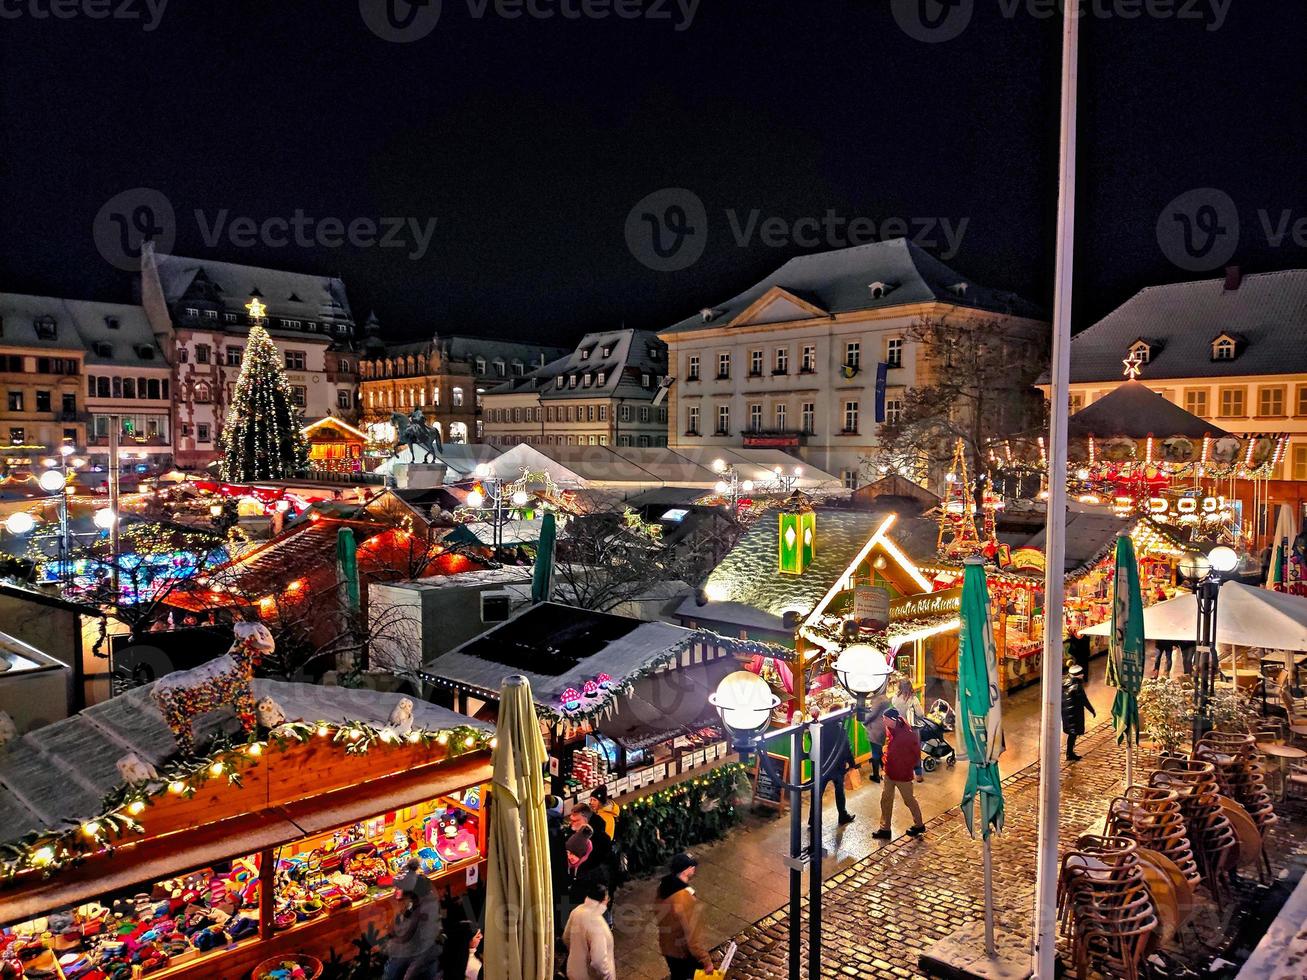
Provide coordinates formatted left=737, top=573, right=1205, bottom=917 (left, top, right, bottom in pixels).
left=958, top=557, right=1004, bottom=838
left=874, top=362, right=889, bottom=422
left=1106, top=533, right=1144, bottom=745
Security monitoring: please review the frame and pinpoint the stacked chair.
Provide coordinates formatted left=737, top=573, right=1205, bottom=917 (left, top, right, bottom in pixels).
left=1056, top=834, right=1159, bottom=980
left=1148, top=759, right=1240, bottom=900
left=1104, top=785, right=1203, bottom=890
left=1194, top=731, right=1277, bottom=878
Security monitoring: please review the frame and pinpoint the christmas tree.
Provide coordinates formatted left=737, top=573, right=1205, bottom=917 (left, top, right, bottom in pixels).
left=218, top=322, right=308, bottom=481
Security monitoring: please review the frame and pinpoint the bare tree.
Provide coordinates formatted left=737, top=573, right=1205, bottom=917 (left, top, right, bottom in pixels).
left=869, top=314, right=1048, bottom=495
left=552, top=506, right=691, bottom=613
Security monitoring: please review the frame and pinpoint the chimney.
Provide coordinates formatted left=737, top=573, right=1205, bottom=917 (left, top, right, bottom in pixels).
left=1223, top=265, right=1242, bottom=291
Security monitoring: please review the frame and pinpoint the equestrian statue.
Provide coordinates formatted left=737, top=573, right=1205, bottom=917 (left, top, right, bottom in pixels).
left=390, top=408, right=443, bottom=464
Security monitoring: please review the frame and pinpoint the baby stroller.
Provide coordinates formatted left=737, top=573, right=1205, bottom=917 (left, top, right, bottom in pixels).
left=917, top=699, right=957, bottom=772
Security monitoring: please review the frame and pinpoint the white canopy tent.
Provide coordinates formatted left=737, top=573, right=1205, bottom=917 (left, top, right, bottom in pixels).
left=1082, top=581, right=1307, bottom=651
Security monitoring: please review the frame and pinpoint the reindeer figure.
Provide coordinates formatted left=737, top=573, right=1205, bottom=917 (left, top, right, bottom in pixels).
left=152, top=618, right=275, bottom=755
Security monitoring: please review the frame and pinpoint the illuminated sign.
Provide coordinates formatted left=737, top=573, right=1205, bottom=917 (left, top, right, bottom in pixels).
left=890, top=586, right=962, bottom=621
left=1009, top=547, right=1046, bottom=573
left=853, top=586, right=890, bottom=626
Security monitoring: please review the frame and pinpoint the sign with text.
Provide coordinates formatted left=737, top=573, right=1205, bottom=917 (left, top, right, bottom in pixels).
left=853, top=585, right=890, bottom=627
left=890, top=586, right=962, bottom=621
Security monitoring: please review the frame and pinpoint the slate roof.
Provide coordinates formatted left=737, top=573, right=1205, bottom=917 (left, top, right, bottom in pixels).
left=0, top=293, right=89, bottom=353
left=0, top=680, right=486, bottom=847
left=437, top=336, right=569, bottom=374
left=424, top=601, right=695, bottom=704
left=1067, top=380, right=1229, bottom=439
left=1055, top=269, right=1307, bottom=383
left=0, top=294, right=167, bottom=369
left=697, top=506, right=940, bottom=621
left=491, top=328, right=667, bottom=402
left=661, top=239, right=1044, bottom=336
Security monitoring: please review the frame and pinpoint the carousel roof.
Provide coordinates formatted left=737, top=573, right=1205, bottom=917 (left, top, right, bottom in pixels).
left=1067, top=381, right=1227, bottom=439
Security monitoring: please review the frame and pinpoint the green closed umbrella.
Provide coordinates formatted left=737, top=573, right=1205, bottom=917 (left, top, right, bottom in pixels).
left=1106, top=532, right=1144, bottom=786
left=958, top=556, right=1005, bottom=957
left=485, top=675, right=554, bottom=980
left=531, top=512, right=556, bottom=604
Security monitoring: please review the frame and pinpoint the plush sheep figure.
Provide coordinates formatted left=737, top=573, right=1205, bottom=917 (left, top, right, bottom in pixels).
left=388, top=697, right=414, bottom=735
left=116, top=752, right=159, bottom=784
left=256, top=697, right=287, bottom=729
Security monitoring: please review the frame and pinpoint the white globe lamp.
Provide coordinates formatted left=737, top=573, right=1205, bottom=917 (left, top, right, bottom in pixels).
left=710, top=671, right=780, bottom=744
left=833, top=644, right=893, bottom=702
left=466, top=490, right=485, bottom=509
left=92, top=509, right=117, bottom=531
left=38, top=470, right=67, bottom=494
left=511, top=489, right=529, bottom=507
left=4, top=512, right=36, bottom=535
left=1208, top=545, right=1238, bottom=574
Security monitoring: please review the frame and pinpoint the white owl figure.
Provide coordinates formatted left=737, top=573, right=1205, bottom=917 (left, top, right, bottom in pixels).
left=116, top=752, right=159, bottom=785
left=256, top=697, right=287, bottom=729
left=388, top=697, right=414, bottom=735
left=0, top=711, right=18, bottom=749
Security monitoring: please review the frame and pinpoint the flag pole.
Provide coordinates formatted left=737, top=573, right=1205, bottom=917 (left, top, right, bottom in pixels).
left=1033, top=5, right=1079, bottom=979
left=983, top=835, right=996, bottom=958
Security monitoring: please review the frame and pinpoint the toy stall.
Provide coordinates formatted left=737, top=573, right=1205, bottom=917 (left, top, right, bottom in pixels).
left=1062, top=518, right=1187, bottom=636
left=0, top=678, right=492, bottom=980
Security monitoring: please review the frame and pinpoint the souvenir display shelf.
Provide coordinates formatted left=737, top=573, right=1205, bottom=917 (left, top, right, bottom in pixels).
left=0, top=787, right=486, bottom=980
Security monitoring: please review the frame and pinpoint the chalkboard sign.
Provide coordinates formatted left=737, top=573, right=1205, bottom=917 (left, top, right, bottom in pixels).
left=752, top=753, right=790, bottom=812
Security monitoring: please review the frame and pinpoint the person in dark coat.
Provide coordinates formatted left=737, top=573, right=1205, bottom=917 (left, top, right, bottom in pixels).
left=815, top=714, right=856, bottom=825
left=1067, top=632, right=1092, bottom=675
left=1062, top=664, right=1096, bottom=761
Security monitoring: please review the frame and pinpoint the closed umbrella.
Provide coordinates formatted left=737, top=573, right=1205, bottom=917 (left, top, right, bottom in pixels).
left=1106, top=533, right=1144, bottom=787
left=1267, top=504, right=1301, bottom=593
left=485, top=675, right=554, bottom=980
left=958, top=556, right=1005, bottom=957
left=531, top=512, right=556, bottom=603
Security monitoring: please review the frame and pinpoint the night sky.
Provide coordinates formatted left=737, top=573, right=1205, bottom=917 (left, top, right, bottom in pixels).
left=1, top=1, right=1303, bottom=347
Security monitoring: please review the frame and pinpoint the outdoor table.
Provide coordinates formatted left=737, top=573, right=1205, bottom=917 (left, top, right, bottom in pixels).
left=1256, top=742, right=1307, bottom=799
left=1290, top=723, right=1307, bottom=745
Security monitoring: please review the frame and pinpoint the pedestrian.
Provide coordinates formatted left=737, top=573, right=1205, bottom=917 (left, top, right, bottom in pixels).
left=864, top=691, right=890, bottom=783
left=589, top=786, right=620, bottom=840
left=1062, top=663, right=1096, bottom=761
left=654, top=853, right=713, bottom=980
left=872, top=708, right=926, bottom=841
left=891, top=677, right=926, bottom=781
left=1068, top=630, right=1092, bottom=675
left=570, top=804, right=614, bottom=893
left=562, top=882, right=616, bottom=980
left=565, top=823, right=595, bottom=906
left=816, top=712, right=856, bottom=825
left=384, top=869, right=442, bottom=980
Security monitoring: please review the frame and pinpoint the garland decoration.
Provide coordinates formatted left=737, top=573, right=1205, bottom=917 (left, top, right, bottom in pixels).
left=616, top=763, right=750, bottom=878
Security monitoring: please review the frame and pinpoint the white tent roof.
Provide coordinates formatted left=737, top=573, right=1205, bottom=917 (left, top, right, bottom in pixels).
left=1082, top=581, right=1307, bottom=651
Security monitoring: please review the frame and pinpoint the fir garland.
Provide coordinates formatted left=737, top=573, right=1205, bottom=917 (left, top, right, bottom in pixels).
left=616, top=762, right=750, bottom=878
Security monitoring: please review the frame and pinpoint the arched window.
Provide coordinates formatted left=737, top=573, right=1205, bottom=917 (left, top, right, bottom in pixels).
left=448, top=421, right=468, bottom=443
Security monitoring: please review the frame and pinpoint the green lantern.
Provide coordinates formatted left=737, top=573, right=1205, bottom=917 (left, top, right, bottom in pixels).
left=778, top=509, right=816, bottom=575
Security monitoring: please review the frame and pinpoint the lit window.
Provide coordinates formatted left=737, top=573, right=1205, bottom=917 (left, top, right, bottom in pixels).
left=749, top=350, right=763, bottom=376
left=886, top=337, right=903, bottom=368
left=452, top=387, right=464, bottom=407
left=749, top=403, right=762, bottom=431
left=716, top=404, right=730, bottom=434
left=687, top=354, right=700, bottom=381
left=774, top=348, right=789, bottom=374
left=717, top=352, right=730, bottom=379
left=843, top=400, right=859, bottom=433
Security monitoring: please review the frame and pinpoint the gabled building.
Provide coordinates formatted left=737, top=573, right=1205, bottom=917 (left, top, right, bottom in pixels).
left=137, top=243, right=359, bottom=469
left=659, top=239, right=1045, bottom=489
left=0, top=294, right=90, bottom=467
left=482, top=328, right=669, bottom=448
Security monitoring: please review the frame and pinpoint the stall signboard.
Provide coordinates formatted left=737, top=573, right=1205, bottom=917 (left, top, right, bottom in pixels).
left=854, top=585, right=890, bottom=627
left=890, top=586, right=962, bottom=621
left=752, top=753, right=790, bottom=811
left=1008, top=548, right=1046, bottom=573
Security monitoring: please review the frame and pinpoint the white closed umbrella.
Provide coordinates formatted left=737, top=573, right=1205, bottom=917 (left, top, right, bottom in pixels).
left=1082, top=581, right=1307, bottom=651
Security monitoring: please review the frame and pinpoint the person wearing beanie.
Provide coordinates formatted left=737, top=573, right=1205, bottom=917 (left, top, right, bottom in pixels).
left=1062, top=662, right=1095, bottom=761
left=872, top=708, right=926, bottom=840
left=654, top=853, right=712, bottom=980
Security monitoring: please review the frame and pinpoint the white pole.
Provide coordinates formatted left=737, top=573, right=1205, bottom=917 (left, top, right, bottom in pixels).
left=983, top=836, right=996, bottom=958
left=1033, top=6, right=1079, bottom=979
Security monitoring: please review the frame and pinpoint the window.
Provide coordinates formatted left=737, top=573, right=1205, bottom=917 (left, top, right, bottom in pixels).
left=801, top=402, right=815, bottom=434
left=1212, top=337, right=1237, bottom=361
left=6, top=391, right=22, bottom=411
left=748, top=403, right=762, bottom=431
left=175, top=348, right=187, bottom=365
left=687, top=405, right=700, bottom=435
left=104, top=316, right=120, bottom=330
left=842, top=470, right=859, bottom=491
left=61, top=393, right=75, bottom=415
left=432, top=386, right=440, bottom=406
left=147, top=378, right=161, bottom=399
left=184, top=307, right=199, bottom=318
left=639, top=406, right=650, bottom=423
left=774, top=348, right=789, bottom=374
left=603, top=345, right=613, bottom=358
left=112, top=376, right=123, bottom=398
left=1293, top=445, right=1307, bottom=482
left=596, top=371, right=606, bottom=386
left=717, top=352, right=730, bottom=380
left=801, top=345, right=816, bottom=373
left=285, top=350, right=307, bottom=371
left=337, top=389, right=352, bottom=410
left=35, top=390, right=50, bottom=412
left=580, top=349, right=591, bottom=360
left=619, top=404, right=631, bottom=422
left=452, top=387, right=464, bottom=407
left=775, top=403, right=787, bottom=430
left=1068, top=393, right=1085, bottom=414
left=749, top=350, right=763, bottom=376
left=1297, top=386, right=1307, bottom=418
left=291, top=386, right=307, bottom=407
left=197, top=423, right=211, bottom=442
left=33, top=315, right=57, bottom=340
left=96, top=377, right=110, bottom=397
left=194, top=344, right=210, bottom=364
left=511, top=407, right=521, bottom=423
left=568, top=375, right=578, bottom=388
left=193, top=382, right=211, bottom=404
left=1218, top=387, right=1246, bottom=417
left=641, top=373, right=651, bottom=388
left=494, top=361, right=506, bottom=377
left=657, top=406, right=667, bottom=424
left=1183, top=389, right=1208, bottom=417
left=885, top=397, right=903, bottom=425
left=844, top=342, right=861, bottom=371
left=474, top=357, right=486, bottom=375
left=9, top=428, right=23, bottom=444
left=587, top=405, right=596, bottom=422
left=1258, top=386, right=1286, bottom=417
left=687, top=354, right=700, bottom=381
left=716, top=405, right=730, bottom=434
left=512, top=362, right=525, bottom=376
left=843, top=400, right=860, bottom=433
left=886, top=337, right=903, bottom=369
left=226, top=347, right=243, bottom=366
left=122, top=378, right=136, bottom=399
left=204, top=309, right=218, bottom=320
left=224, top=313, right=237, bottom=324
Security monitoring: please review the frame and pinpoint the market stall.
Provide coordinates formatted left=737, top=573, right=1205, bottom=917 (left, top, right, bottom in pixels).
left=301, top=418, right=367, bottom=475
left=0, top=680, right=492, bottom=979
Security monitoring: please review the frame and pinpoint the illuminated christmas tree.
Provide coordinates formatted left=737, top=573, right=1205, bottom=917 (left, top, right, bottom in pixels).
left=218, top=318, right=308, bottom=481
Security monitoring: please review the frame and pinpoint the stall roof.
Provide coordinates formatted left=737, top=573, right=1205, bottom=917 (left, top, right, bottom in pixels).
left=1067, top=380, right=1228, bottom=439
left=424, top=602, right=696, bottom=708
left=1019, top=513, right=1184, bottom=574
left=0, top=680, right=488, bottom=850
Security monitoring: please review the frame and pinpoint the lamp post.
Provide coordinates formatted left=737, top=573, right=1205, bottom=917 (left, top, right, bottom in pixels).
left=1184, top=544, right=1239, bottom=744
left=38, top=463, right=71, bottom=587
left=466, top=463, right=527, bottom=552
left=764, top=465, right=804, bottom=495
left=712, top=644, right=891, bottom=980
left=711, top=457, right=753, bottom=511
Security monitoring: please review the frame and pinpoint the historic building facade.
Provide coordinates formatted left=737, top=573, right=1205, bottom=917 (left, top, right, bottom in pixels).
left=0, top=294, right=88, bottom=469
left=138, top=242, right=358, bottom=470
left=658, top=239, right=1046, bottom=489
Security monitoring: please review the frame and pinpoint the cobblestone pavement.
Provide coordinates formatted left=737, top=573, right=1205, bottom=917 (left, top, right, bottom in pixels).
left=720, top=722, right=1307, bottom=979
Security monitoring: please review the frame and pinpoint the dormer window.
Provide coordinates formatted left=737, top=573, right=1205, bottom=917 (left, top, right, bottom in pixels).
left=580, top=348, right=591, bottom=360
left=224, top=313, right=237, bottom=324
left=868, top=281, right=897, bottom=300
left=568, top=374, right=578, bottom=388
left=137, top=345, right=155, bottom=360
left=648, top=347, right=660, bottom=359
left=33, top=315, right=57, bottom=340
left=555, top=376, right=564, bottom=389
left=1211, top=334, right=1239, bottom=361
left=949, top=282, right=969, bottom=296
left=1128, top=340, right=1153, bottom=364
left=602, top=345, right=613, bottom=357
left=475, top=357, right=487, bottom=374
left=596, top=371, right=606, bottom=386
left=204, top=310, right=218, bottom=320
left=105, top=316, right=120, bottom=330
left=93, top=341, right=113, bottom=358
left=582, top=373, right=592, bottom=387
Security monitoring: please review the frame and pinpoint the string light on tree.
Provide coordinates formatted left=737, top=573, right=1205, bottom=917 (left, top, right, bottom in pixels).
left=218, top=319, right=309, bottom=482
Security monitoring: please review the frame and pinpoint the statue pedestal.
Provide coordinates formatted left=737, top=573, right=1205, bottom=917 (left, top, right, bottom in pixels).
left=391, top=463, right=446, bottom=489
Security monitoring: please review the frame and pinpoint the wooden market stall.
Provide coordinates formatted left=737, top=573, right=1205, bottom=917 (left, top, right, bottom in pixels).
left=0, top=680, right=491, bottom=979
left=301, top=417, right=368, bottom=475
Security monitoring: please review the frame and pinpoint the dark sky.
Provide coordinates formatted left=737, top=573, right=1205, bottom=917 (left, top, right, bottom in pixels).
left=2, top=1, right=1303, bottom=347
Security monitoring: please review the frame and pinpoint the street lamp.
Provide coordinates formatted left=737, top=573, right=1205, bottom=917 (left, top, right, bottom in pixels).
left=3, top=512, right=37, bottom=536
left=711, top=647, right=887, bottom=980
left=710, top=458, right=751, bottom=509
left=92, top=509, right=117, bottom=531
left=463, top=466, right=525, bottom=552
left=1191, top=544, right=1240, bottom=743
